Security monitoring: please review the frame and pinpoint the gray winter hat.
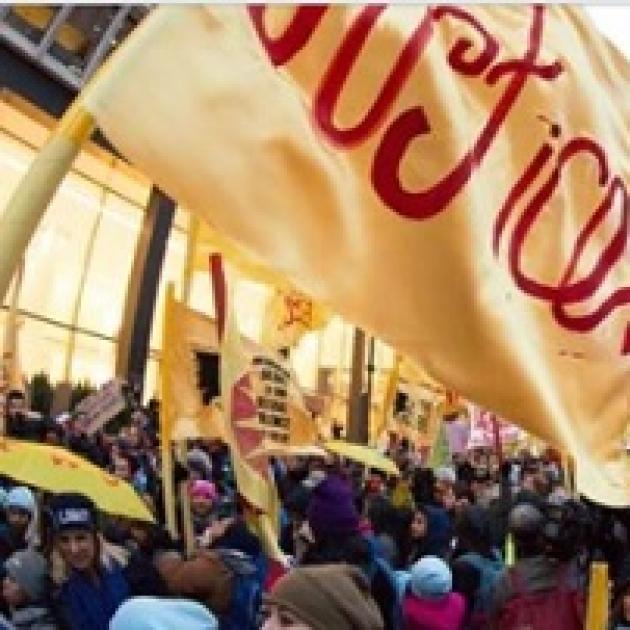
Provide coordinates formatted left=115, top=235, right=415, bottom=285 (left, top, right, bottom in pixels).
left=4, top=550, right=49, bottom=603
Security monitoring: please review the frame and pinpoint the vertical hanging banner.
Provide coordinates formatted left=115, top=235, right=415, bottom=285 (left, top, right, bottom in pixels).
left=16, top=5, right=630, bottom=504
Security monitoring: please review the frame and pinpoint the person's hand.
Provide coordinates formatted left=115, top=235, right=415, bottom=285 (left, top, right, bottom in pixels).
left=200, top=517, right=234, bottom=547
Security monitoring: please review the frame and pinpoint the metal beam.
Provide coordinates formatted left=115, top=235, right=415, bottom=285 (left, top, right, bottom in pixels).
left=116, top=188, right=174, bottom=398
left=35, top=5, right=74, bottom=59
left=81, top=6, right=131, bottom=84
left=347, top=327, right=368, bottom=444
left=0, top=24, right=81, bottom=90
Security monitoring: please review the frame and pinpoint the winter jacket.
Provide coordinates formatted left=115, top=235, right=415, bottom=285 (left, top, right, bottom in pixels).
left=51, top=541, right=156, bottom=630
left=489, top=556, right=582, bottom=620
left=56, top=561, right=129, bottom=630
left=403, top=591, right=466, bottom=630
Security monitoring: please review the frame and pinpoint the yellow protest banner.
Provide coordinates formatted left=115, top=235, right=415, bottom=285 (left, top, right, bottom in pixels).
left=7, top=6, right=630, bottom=504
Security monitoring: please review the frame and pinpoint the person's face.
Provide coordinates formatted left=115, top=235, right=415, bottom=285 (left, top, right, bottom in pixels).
left=71, top=416, right=86, bottom=436
left=455, top=495, right=470, bottom=513
left=410, top=510, right=428, bottom=539
left=261, top=604, right=312, bottom=630
left=191, top=494, right=213, bottom=516
left=56, top=529, right=97, bottom=572
left=127, top=426, right=141, bottom=449
left=7, top=396, right=25, bottom=417
left=439, top=486, right=456, bottom=510
left=129, top=523, right=150, bottom=548
left=188, top=468, right=203, bottom=483
left=522, top=472, right=536, bottom=492
left=113, top=456, right=132, bottom=482
left=7, top=507, right=30, bottom=532
left=2, top=577, right=26, bottom=608
left=45, top=430, right=61, bottom=446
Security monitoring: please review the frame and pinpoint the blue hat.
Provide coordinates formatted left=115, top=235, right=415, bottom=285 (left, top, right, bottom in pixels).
left=49, top=493, right=97, bottom=533
left=6, top=487, right=35, bottom=515
left=110, top=597, right=218, bottom=630
left=410, top=556, right=452, bottom=600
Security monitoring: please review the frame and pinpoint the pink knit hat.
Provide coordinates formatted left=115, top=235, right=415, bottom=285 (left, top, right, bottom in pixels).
left=190, top=480, right=218, bottom=501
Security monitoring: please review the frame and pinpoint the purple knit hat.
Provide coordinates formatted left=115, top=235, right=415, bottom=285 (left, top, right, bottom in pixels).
left=307, top=474, right=360, bottom=540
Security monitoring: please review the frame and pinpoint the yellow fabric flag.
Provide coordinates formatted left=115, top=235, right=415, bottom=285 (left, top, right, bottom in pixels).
left=80, top=6, right=630, bottom=504
left=261, top=287, right=329, bottom=351
left=161, top=287, right=318, bottom=448
left=372, top=354, right=401, bottom=445
left=220, top=279, right=284, bottom=560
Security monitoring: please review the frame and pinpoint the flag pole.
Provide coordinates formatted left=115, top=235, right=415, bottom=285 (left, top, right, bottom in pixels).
left=492, top=414, right=504, bottom=466
left=0, top=102, right=94, bottom=302
left=160, top=283, right=178, bottom=540
left=178, top=216, right=201, bottom=556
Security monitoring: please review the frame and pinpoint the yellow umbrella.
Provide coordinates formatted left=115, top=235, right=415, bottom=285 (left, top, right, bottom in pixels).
left=0, top=437, right=153, bottom=522
left=246, top=444, right=328, bottom=460
left=324, top=440, right=399, bottom=476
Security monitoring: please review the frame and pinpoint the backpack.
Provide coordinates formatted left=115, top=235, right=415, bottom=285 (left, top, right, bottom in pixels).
left=372, top=556, right=404, bottom=630
left=457, top=550, right=504, bottom=624
left=215, top=549, right=266, bottom=630
left=496, top=564, right=585, bottom=630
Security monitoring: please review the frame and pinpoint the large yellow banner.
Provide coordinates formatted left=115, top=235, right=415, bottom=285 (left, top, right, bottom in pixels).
left=82, top=6, right=630, bottom=504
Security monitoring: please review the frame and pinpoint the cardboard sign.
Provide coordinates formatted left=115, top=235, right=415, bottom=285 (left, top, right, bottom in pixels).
left=75, top=379, right=126, bottom=435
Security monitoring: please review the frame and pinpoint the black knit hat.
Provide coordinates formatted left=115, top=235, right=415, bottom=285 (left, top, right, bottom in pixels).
left=49, top=493, right=97, bottom=534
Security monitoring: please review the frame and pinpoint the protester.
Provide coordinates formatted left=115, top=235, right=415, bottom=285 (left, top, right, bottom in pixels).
left=48, top=493, right=163, bottom=630
left=611, top=579, right=630, bottom=630
left=300, top=474, right=399, bottom=630
left=1, top=549, right=57, bottom=629
left=489, top=502, right=585, bottom=630
left=110, top=597, right=218, bottom=630
left=0, top=487, right=36, bottom=561
left=0, top=374, right=627, bottom=630
left=450, top=505, right=503, bottom=627
left=399, top=504, right=451, bottom=566
left=262, top=564, right=384, bottom=630
left=189, top=480, right=219, bottom=538
left=403, top=555, right=466, bottom=630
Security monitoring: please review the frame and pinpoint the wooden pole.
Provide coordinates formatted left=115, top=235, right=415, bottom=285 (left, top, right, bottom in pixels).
left=178, top=216, right=200, bottom=556
left=161, top=284, right=178, bottom=540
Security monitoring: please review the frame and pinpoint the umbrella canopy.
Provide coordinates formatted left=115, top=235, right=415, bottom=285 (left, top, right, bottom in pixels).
left=324, top=440, right=399, bottom=476
left=0, top=437, right=153, bottom=522
left=246, top=444, right=328, bottom=460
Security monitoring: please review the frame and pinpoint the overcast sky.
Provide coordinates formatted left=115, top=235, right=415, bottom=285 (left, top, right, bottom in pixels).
left=586, top=6, right=629, bottom=59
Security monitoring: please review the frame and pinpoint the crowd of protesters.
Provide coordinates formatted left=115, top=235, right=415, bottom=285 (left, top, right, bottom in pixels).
left=0, top=386, right=629, bottom=629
